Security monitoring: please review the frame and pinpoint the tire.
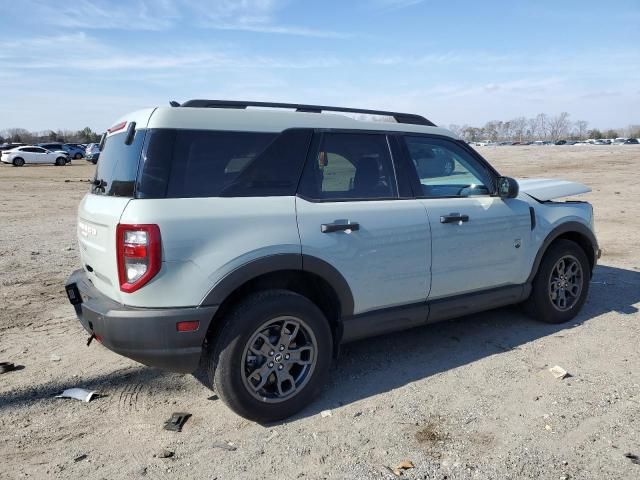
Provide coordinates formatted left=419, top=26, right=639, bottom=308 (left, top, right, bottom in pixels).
left=207, top=290, right=333, bottom=422
left=13, top=157, right=25, bottom=167
left=55, top=157, right=66, bottom=166
left=91, top=159, right=98, bottom=165
left=74, top=153, right=82, bottom=159
left=522, top=239, right=590, bottom=323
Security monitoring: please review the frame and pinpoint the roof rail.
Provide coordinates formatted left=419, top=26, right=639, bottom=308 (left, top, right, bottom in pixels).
left=175, top=99, right=436, bottom=126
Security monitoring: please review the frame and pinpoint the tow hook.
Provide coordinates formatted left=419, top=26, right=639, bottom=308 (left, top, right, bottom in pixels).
left=86, top=334, right=96, bottom=347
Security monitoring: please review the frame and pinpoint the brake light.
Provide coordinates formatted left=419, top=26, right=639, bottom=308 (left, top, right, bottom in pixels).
left=116, top=224, right=161, bottom=293
left=107, top=121, right=127, bottom=134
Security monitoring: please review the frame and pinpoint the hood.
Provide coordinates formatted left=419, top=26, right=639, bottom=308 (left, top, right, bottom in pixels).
left=517, top=178, right=591, bottom=201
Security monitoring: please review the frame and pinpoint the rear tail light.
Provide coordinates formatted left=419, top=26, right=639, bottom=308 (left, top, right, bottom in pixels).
left=116, top=224, right=161, bottom=293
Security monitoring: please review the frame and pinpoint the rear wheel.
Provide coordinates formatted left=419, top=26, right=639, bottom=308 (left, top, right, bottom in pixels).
left=55, top=157, right=66, bottom=166
left=523, top=239, right=590, bottom=323
left=13, top=157, right=25, bottom=167
left=207, top=290, right=332, bottom=422
left=74, top=153, right=82, bottom=159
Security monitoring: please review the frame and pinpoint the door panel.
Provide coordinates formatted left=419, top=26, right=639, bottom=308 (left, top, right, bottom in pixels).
left=422, top=196, right=531, bottom=299
left=33, top=149, right=47, bottom=163
left=296, top=131, right=431, bottom=315
left=400, top=134, right=532, bottom=299
left=297, top=197, right=430, bottom=314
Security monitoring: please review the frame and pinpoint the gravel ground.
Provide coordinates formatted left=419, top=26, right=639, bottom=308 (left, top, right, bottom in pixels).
left=1, top=146, right=639, bottom=479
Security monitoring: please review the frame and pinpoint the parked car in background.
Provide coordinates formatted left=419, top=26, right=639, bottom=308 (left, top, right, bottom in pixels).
left=85, top=143, right=100, bottom=164
left=555, top=140, right=567, bottom=145
left=1, top=145, right=69, bottom=166
left=0, top=143, right=26, bottom=151
left=623, top=138, right=639, bottom=144
left=39, top=143, right=84, bottom=160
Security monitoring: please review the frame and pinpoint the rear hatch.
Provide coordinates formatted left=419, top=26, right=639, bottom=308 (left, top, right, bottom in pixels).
left=77, top=116, right=150, bottom=303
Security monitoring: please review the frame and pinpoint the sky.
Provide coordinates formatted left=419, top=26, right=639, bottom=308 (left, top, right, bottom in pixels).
left=1, top=0, right=639, bottom=132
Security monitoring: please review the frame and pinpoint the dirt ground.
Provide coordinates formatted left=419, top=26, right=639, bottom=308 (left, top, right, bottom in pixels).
left=1, top=145, right=639, bottom=480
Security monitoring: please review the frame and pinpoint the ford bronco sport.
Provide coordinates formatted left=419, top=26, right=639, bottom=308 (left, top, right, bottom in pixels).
left=65, top=100, right=599, bottom=421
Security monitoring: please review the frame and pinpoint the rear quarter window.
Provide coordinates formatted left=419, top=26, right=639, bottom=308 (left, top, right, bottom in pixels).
left=136, top=129, right=311, bottom=198
left=91, top=131, right=146, bottom=197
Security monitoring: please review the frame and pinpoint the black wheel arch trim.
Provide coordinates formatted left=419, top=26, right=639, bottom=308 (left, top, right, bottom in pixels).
left=200, top=253, right=355, bottom=317
left=527, top=221, right=598, bottom=284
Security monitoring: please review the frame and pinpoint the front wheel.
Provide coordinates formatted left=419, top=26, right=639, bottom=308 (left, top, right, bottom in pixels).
left=74, top=153, right=82, bottom=159
left=522, top=239, right=590, bottom=323
left=207, top=290, right=332, bottom=422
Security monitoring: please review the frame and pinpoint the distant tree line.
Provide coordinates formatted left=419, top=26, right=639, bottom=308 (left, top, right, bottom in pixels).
left=0, top=127, right=102, bottom=145
left=449, top=113, right=640, bottom=143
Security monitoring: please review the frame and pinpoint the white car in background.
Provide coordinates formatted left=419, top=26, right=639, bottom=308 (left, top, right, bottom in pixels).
left=0, top=145, right=69, bottom=166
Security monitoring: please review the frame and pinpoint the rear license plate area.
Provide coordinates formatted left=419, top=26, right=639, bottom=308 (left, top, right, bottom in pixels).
left=65, top=283, right=83, bottom=305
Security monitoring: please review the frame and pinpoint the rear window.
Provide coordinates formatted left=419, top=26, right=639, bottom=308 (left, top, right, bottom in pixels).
left=136, top=129, right=311, bottom=198
left=91, top=131, right=146, bottom=197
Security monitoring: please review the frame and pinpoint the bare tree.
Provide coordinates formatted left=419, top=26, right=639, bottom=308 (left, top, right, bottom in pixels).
left=483, top=121, right=501, bottom=141
left=574, top=120, right=589, bottom=140
left=535, top=113, right=549, bottom=140
left=510, top=117, right=527, bottom=142
left=548, top=112, right=571, bottom=141
left=448, top=124, right=463, bottom=137
left=5, top=128, right=33, bottom=144
left=527, top=118, right=538, bottom=141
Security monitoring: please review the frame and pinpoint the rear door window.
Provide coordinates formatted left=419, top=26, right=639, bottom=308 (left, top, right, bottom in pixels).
left=297, top=132, right=398, bottom=200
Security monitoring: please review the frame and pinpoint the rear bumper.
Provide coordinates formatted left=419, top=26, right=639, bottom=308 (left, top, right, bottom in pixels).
left=65, top=269, right=217, bottom=373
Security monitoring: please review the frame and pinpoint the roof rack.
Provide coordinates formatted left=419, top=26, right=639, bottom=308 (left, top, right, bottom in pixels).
left=174, top=99, right=436, bottom=126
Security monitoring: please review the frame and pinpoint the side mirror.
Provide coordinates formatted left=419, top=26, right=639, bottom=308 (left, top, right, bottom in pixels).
left=497, top=176, right=519, bottom=198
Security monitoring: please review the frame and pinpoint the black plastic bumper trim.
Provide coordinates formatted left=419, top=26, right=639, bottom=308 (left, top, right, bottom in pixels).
left=65, top=269, right=217, bottom=373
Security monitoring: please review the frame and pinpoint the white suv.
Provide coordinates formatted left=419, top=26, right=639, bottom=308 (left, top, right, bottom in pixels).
left=65, top=100, right=599, bottom=421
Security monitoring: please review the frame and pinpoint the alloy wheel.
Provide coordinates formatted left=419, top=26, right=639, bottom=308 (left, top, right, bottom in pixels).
left=241, top=316, right=317, bottom=403
left=548, top=254, right=583, bottom=311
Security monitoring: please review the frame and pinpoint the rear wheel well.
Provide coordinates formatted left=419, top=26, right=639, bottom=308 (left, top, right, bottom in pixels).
left=204, top=270, right=342, bottom=354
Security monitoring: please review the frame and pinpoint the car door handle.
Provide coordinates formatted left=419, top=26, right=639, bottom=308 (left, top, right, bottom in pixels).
left=321, top=222, right=360, bottom=233
left=440, top=213, right=469, bottom=224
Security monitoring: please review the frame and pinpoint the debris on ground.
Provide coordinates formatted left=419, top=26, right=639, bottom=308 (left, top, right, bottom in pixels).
left=320, top=410, right=332, bottom=418
left=264, top=430, right=278, bottom=443
left=623, top=452, right=640, bottom=465
left=391, top=460, right=415, bottom=476
left=50, top=354, right=61, bottom=362
left=163, top=412, right=191, bottom=432
left=156, top=449, right=174, bottom=459
left=212, top=441, right=237, bottom=451
left=415, top=421, right=447, bottom=445
left=73, top=454, right=87, bottom=462
left=0, top=362, right=17, bottom=374
left=549, top=365, right=572, bottom=379
left=208, top=394, right=219, bottom=401
left=55, top=388, right=96, bottom=402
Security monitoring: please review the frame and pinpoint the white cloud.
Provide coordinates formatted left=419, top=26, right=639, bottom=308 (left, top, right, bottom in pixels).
left=16, top=0, right=347, bottom=37
left=0, top=33, right=342, bottom=73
